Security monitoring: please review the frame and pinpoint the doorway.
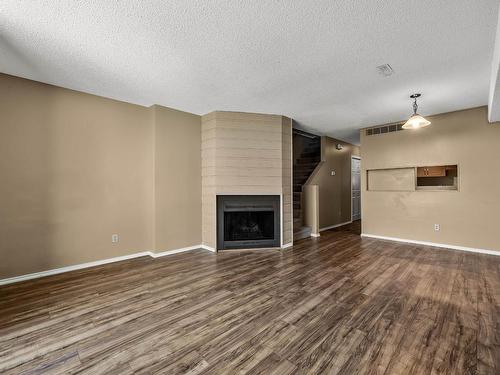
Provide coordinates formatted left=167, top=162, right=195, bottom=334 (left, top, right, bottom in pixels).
left=351, top=156, right=361, bottom=221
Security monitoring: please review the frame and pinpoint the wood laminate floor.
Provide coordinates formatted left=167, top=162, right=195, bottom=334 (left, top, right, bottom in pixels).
left=1, top=222, right=499, bottom=374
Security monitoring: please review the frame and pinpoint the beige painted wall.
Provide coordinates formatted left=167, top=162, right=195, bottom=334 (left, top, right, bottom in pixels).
left=201, top=111, right=293, bottom=249
left=0, top=74, right=154, bottom=278
left=361, top=106, right=500, bottom=252
left=0, top=74, right=203, bottom=278
left=153, top=105, right=202, bottom=252
left=307, top=136, right=360, bottom=230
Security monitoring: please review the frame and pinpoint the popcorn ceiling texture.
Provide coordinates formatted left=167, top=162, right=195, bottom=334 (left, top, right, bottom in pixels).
left=1, top=0, right=498, bottom=143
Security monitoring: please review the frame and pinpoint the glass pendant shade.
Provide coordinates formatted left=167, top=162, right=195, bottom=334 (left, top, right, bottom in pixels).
left=402, top=114, right=431, bottom=129
left=402, top=94, right=431, bottom=129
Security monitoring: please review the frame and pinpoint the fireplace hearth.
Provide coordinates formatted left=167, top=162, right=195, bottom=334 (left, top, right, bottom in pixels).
left=217, top=195, right=280, bottom=250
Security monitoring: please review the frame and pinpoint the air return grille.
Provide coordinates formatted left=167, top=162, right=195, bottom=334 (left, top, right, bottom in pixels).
left=365, top=123, right=404, bottom=136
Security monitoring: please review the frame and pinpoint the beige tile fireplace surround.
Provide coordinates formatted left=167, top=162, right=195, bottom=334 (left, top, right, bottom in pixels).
left=201, top=111, right=293, bottom=250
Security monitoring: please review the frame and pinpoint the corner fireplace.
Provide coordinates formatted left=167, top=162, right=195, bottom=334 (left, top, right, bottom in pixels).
left=217, top=195, right=280, bottom=250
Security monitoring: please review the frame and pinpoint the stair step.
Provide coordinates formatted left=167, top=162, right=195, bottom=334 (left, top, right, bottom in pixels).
left=293, top=226, right=312, bottom=241
left=305, top=141, right=320, bottom=146
left=294, top=174, right=310, bottom=179
left=305, top=145, right=320, bottom=151
left=293, top=170, right=316, bottom=177
left=293, top=224, right=310, bottom=234
left=294, top=171, right=313, bottom=177
left=293, top=178, right=311, bottom=183
left=293, top=179, right=308, bottom=185
left=292, top=139, right=320, bottom=206
left=303, top=147, right=320, bottom=153
left=293, top=180, right=310, bottom=186
left=293, top=172, right=316, bottom=179
left=300, top=151, right=320, bottom=158
left=294, top=166, right=314, bottom=172
left=294, top=163, right=318, bottom=170
left=293, top=177, right=312, bottom=183
left=293, top=177, right=309, bottom=182
left=297, top=157, right=321, bottom=164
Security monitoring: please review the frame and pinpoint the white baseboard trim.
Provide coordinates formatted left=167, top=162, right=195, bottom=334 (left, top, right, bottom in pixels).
left=320, top=221, right=352, bottom=232
left=200, top=244, right=216, bottom=252
left=0, top=244, right=213, bottom=286
left=151, top=245, right=204, bottom=258
left=310, top=233, right=320, bottom=238
left=361, top=233, right=500, bottom=257
left=0, top=251, right=152, bottom=286
left=281, top=243, right=293, bottom=249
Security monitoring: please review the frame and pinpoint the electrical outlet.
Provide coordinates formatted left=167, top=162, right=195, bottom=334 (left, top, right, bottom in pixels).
left=331, top=170, right=336, bottom=176
left=434, top=224, right=440, bottom=232
left=112, top=234, right=119, bottom=243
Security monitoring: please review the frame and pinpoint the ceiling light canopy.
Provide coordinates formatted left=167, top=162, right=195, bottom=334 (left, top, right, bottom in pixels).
left=402, top=94, right=431, bottom=129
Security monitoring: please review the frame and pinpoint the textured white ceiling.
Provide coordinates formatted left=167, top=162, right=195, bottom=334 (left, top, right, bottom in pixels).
left=1, top=0, right=498, bottom=144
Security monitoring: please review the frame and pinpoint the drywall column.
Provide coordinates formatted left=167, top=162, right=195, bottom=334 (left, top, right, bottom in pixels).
left=303, top=185, right=319, bottom=236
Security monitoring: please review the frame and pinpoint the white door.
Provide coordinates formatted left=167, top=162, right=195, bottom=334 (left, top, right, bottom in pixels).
left=351, top=157, right=361, bottom=221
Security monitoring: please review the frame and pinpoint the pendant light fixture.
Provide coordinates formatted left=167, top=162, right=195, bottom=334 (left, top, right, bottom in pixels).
left=402, top=93, right=431, bottom=129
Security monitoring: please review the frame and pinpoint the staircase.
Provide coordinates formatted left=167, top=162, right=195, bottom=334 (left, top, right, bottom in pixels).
left=293, top=133, right=321, bottom=241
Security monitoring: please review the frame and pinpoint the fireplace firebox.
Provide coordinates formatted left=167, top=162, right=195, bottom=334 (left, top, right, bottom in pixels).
left=217, top=195, right=280, bottom=250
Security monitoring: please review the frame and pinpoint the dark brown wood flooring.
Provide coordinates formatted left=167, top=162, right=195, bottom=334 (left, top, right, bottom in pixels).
left=1, top=222, right=499, bottom=374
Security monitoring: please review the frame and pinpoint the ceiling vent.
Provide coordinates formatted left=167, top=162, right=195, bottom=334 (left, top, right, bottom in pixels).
left=366, top=123, right=404, bottom=136
left=376, top=64, right=394, bottom=77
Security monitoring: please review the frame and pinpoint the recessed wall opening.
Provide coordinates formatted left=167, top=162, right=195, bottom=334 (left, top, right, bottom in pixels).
left=366, top=168, right=415, bottom=192
left=416, top=165, right=458, bottom=191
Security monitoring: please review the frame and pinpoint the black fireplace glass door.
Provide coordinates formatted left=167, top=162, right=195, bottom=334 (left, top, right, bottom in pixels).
left=224, top=211, right=274, bottom=241
left=217, top=195, right=280, bottom=250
